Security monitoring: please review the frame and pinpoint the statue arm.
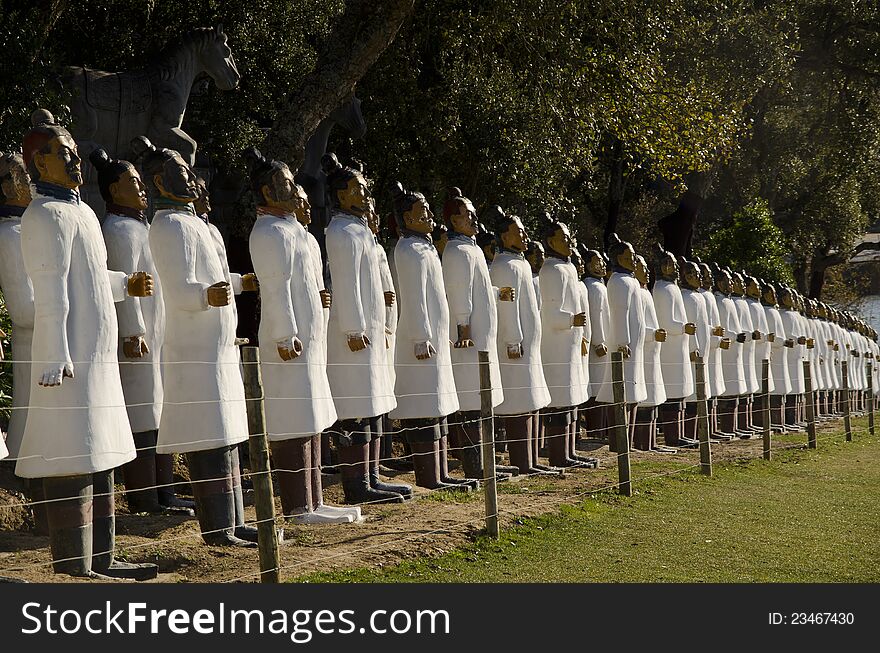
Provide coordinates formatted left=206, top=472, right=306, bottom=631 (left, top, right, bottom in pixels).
left=540, top=268, right=575, bottom=331
left=103, top=226, right=147, bottom=337
left=442, top=250, right=474, bottom=326
left=493, top=265, right=523, bottom=347
left=149, top=218, right=211, bottom=312
left=326, top=229, right=366, bottom=336
left=396, top=249, right=433, bottom=344
left=250, top=229, right=297, bottom=344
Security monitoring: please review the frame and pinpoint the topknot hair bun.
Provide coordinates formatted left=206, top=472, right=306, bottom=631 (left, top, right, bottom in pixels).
left=130, top=135, right=157, bottom=162
left=31, top=109, right=55, bottom=127
left=242, top=146, right=267, bottom=173
left=446, top=186, right=462, bottom=199
left=321, top=152, right=343, bottom=176
left=88, top=147, right=111, bottom=172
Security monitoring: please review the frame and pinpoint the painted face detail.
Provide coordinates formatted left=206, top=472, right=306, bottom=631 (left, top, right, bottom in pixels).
left=617, top=243, right=636, bottom=272
left=587, top=253, right=606, bottom=278
left=35, top=134, right=82, bottom=188
left=503, top=217, right=528, bottom=252
left=338, top=173, right=370, bottom=216
left=194, top=178, right=211, bottom=214
left=660, top=254, right=678, bottom=281
left=111, top=166, right=148, bottom=210
left=159, top=154, right=200, bottom=203
left=404, top=198, right=435, bottom=234
left=634, top=256, right=649, bottom=285
left=291, top=184, right=311, bottom=225
left=547, top=223, right=573, bottom=257
left=0, top=158, right=32, bottom=207
left=451, top=199, right=478, bottom=236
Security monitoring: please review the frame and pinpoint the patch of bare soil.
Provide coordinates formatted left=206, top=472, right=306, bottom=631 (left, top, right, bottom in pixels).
left=0, top=418, right=847, bottom=583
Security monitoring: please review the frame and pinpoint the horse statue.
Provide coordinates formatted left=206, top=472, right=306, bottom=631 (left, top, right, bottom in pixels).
left=64, top=24, right=239, bottom=173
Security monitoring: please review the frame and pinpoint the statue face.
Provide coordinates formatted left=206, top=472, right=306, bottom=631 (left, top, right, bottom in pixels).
left=617, top=243, right=636, bottom=272
left=587, top=253, right=606, bottom=278
left=33, top=134, right=82, bottom=189
left=501, top=216, right=527, bottom=252
left=660, top=254, right=678, bottom=280
left=337, top=173, right=370, bottom=216
left=547, top=223, right=573, bottom=257
left=110, top=165, right=148, bottom=210
left=572, top=254, right=585, bottom=278
left=731, top=275, right=744, bottom=296
left=157, top=154, right=199, bottom=203
left=526, top=244, right=545, bottom=273
left=450, top=199, right=478, bottom=236
left=292, top=184, right=311, bottom=225
left=1, top=158, right=32, bottom=207
left=194, top=178, right=211, bottom=214
left=716, top=271, right=731, bottom=294
left=482, top=240, right=496, bottom=262
left=763, top=286, right=776, bottom=306
left=403, top=198, right=434, bottom=234
left=700, top=266, right=713, bottom=290
left=683, top=263, right=701, bottom=289
left=366, top=198, right=379, bottom=234
left=634, top=256, right=649, bottom=286
left=746, top=278, right=761, bottom=299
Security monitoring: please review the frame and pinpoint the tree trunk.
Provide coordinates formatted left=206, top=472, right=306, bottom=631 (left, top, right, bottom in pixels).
left=261, top=0, right=416, bottom=168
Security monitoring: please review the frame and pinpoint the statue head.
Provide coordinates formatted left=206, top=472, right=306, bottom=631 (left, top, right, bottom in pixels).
left=778, top=285, right=794, bottom=309
left=607, top=233, right=636, bottom=272
left=634, top=254, right=649, bottom=286
left=194, top=177, right=212, bottom=216
left=131, top=135, right=199, bottom=203
left=526, top=240, right=545, bottom=274
left=390, top=181, right=434, bottom=235
left=730, top=272, right=745, bottom=297
left=433, top=223, right=449, bottom=255
left=23, top=109, right=81, bottom=189
left=89, top=148, right=147, bottom=211
left=699, top=262, right=713, bottom=291
left=681, top=260, right=702, bottom=290
left=443, top=186, right=478, bottom=237
left=200, top=25, right=240, bottom=91
left=762, top=282, right=777, bottom=307
left=746, top=275, right=762, bottom=300
left=570, top=246, right=586, bottom=278
left=475, top=222, right=497, bottom=263
left=713, top=266, right=732, bottom=295
left=322, top=152, right=371, bottom=217
left=582, top=247, right=607, bottom=280
left=243, top=146, right=309, bottom=222
left=0, top=152, right=32, bottom=208
left=540, top=213, right=573, bottom=258
left=653, top=243, right=678, bottom=282
left=488, top=205, right=527, bottom=253
left=366, top=197, right=380, bottom=235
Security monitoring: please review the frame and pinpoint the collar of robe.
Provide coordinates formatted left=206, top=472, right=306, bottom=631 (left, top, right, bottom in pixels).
left=107, top=203, right=146, bottom=223
left=611, top=264, right=633, bottom=275
left=498, top=247, right=525, bottom=258
left=400, top=227, right=433, bottom=244
left=0, top=204, right=25, bottom=218
left=34, top=181, right=79, bottom=203
left=545, top=246, right=570, bottom=262
left=449, top=231, right=475, bottom=243
left=257, top=205, right=291, bottom=218
left=331, top=208, right=368, bottom=228
left=154, top=197, right=196, bottom=215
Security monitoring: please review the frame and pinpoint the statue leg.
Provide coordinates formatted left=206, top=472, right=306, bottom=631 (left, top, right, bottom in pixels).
left=187, top=447, right=255, bottom=547
left=26, top=477, right=50, bottom=536
left=452, top=410, right=515, bottom=480
left=547, top=407, right=587, bottom=468
left=784, top=395, right=799, bottom=430
left=717, top=397, right=737, bottom=437
left=338, top=420, right=403, bottom=504
left=368, top=418, right=413, bottom=498
left=229, top=445, right=259, bottom=543
left=504, top=414, right=554, bottom=475
left=633, top=407, right=653, bottom=451
left=570, top=408, right=599, bottom=466
left=122, top=430, right=161, bottom=514
left=156, top=448, right=195, bottom=514
left=91, top=469, right=158, bottom=580
left=271, top=438, right=312, bottom=519
left=43, top=475, right=98, bottom=578
left=311, top=434, right=361, bottom=521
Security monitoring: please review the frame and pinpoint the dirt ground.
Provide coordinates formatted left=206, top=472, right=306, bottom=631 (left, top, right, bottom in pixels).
left=0, top=417, right=851, bottom=583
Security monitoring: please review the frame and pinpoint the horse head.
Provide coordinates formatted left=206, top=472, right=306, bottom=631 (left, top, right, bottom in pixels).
left=198, top=24, right=240, bottom=91
left=330, top=93, right=366, bottom=139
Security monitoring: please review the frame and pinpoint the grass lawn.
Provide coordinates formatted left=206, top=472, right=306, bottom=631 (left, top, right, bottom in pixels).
left=299, top=423, right=880, bottom=583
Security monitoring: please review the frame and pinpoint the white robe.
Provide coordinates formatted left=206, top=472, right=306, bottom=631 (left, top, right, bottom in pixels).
left=0, top=214, right=34, bottom=458
left=596, top=271, right=646, bottom=403
left=699, top=289, right=726, bottom=398
left=16, top=194, right=135, bottom=478
left=765, top=306, right=791, bottom=396
left=325, top=210, right=397, bottom=420
left=102, top=213, right=164, bottom=433
left=716, top=293, right=745, bottom=396
left=532, top=273, right=542, bottom=310
left=442, top=234, right=503, bottom=412
left=250, top=214, right=337, bottom=440
left=681, top=287, right=709, bottom=402
left=584, top=276, right=610, bottom=398
left=389, top=235, right=458, bottom=420
left=780, top=309, right=805, bottom=394
left=734, top=297, right=759, bottom=393
left=376, top=240, right=397, bottom=392
left=652, top=279, right=694, bottom=400
left=807, top=318, right=827, bottom=391
left=747, top=298, right=774, bottom=393
left=641, top=286, right=666, bottom=407
left=490, top=251, right=550, bottom=415
left=149, top=208, right=248, bottom=454
left=540, top=257, right=589, bottom=408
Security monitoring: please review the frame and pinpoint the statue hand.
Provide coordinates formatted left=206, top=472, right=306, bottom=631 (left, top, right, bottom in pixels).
left=384, top=290, right=395, bottom=307
left=207, top=281, right=232, bottom=307
left=347, top=333, right=371, bottom=352
left=720, top=338, right=731, bottom=350
left=834, top=343, right=840, bottom=351
left=38, top=361, right=74, bottom=388
left=123, top=335, right=150, bottom=359
left=618, top=345, right=631, bottom=359
left=385, top=327, right=393, bottom=350
left=581, top=338, right=589, bottom=356
left=689, top=350, right=701, bottom=362
left=713, top=325, right=724, bottom=337
left=127, top=271, right=154, bottom=297
left=507, top=343, right=523, bottom=360
left=684, top=322, right=697, bottom=336
left=807, top=338, right=815, bottom=349
left=277, top=336, right=304, bottom=361
left=572, top=312, right=587, bottom=328
left=767, top=332, right=776, bottom=343
left=454, top=324, right=474, bottom=349
left=655, top=329, right=667, bottom=343
left=737, top=332, right=747, bottom=343
left=785, top=338, right=795, bottom=348
left=499, top=286, right=515, bottom=302
left=752, top=330, right=762, bottom=341
left=595, top=343, right=608, bottom=357
left=797, top=335, right=807, bottom=345
left=415, top=340, right=436, bottom=360
left=241, top=273, right=259, bottom=292
left=320, top=289, right=332, bottom=309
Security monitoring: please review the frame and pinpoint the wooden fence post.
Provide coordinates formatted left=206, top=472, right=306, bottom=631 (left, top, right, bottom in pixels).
left=479, top=351, right=499, bottom=539
left=241, top=347, right=281, bottom=583
left=842, top=359, right=852, bottom=442
left=803, top=360, right=817, bottom=450
left=761, top=359, right=772, bottom=461
left=868, top=360, right=875, bottom=437
left=611, top=352, right=632, bottom=496
left=694, top=354, right=713, bottom=475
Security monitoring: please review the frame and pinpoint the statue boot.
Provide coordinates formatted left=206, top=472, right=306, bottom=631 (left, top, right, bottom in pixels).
left=568, top=414, right=598, bottom=466
left=404, top=423, right=470, bottom=492
left=438, top=435, right=480, bottom=489
left=123, top=430, right=162, bottom=514
left=27, top=478, right=50, bottom=536
left=187, top=447, right=256, bottom=547
left=230, top=446, right=259, bottom=542
left=453, top=415, right=514, bottom=481
left=156, top=451, right=195, bottom=515
left=43, top=475, right=110, bottom=579
left=339, top=442, right=404, bottom=505
left=546, top=409, right=588, bottom=468
left=91, top=469, right=158, bottom=580
left=716, top=397, right=738, bottom=438
left=369, top=435, right=413, bottom=498
left=504, top=414, right=556, bottom=475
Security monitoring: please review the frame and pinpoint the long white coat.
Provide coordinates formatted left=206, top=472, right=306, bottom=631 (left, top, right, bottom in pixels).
left=716, top=293, right=745, bottom=396
left=806, top=318, right=826, bottom=391
left=326, top=211, right=397, bottom=420
left=250, top=214, right=337, bottom=440
left=149, top=209, right=248, bottom=454
left=490, top=251, right=550, bottom=415
left=584, top=276, right=610, bottom=398
left=0, top=214, right=34, bottom=458
left=389, top=235, right=458, bottom=420
left=700, top=289, right=726, bottom=398
left=780, top=309, right=805, bottom=394
left=640, top=287, right=666, bottom=407
left=747, top=298, right=774, bottom=393
left=102, top=213, right=164, bottom=433
left=442, top=234, right=503, bottom=412
left=681, top=287, right=709, bottom=402
left=540, top=257, right=589, bottom=408
left=734, top=297, right=759, bottom=393
left=764, top=305, right=791, bottom=396
left=376, top=241, right=397, bottom=392
left=532, top=273, right=541, bottom=310
left=16, top=195, right=135, bottom=478
left=653, top=279, right=694, bottom=400
left=597, top=271, right=646, bottom=403
left=575, top=277, right=592, bottom=399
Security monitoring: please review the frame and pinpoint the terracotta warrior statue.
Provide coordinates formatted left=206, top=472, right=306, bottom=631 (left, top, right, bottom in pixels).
left=16, top=110, right=157, bottom=579
left=580, top=247, right=612, bottom=442
left=0, top=153, right=34, bottom=464
left=697, top=262, right=728, bottom=438
left=731, top=272, right=760, bottom=436
left=761, top=283, right=792, bottom=430
left=476, top=222, right=497, bottom=265
left=245, top=147, right=362, bottom=523
left=441, top=187, right=517, bottom=480
left=679, top=259, right=709, bottom=442
left=133, top=135, right=256, bottom=547
left=489, top=208, right=551, bottom=474
left=539, top=216, right=593, bottom=467
left=322, top=154, right=407, bottom=504
left=526, top=239, right=545, bottom=309
left=651, top=244, right=697, bottom=448
left=712, top=267, right=747, bottom=437
left=745, top=276, right=773, bottom=430
left=779, top=287, right=807, bottom=431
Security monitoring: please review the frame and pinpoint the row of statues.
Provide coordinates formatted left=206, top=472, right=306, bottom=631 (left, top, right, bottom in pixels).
left=1, top=109, right=878, bottom=581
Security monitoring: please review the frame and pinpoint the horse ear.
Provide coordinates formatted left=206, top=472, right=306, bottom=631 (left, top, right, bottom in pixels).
left=216, top=23, right=224, bottom=35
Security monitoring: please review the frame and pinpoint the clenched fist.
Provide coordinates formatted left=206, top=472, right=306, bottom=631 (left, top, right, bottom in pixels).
left=684, top=322, right=697, bottom=336
left=207, top=281, right=232, bottom=307
left=498, top=286, right=516, bottom=302
left=277, top=336, right=304, bottom=361
left=347, top=333, right=371, bottom=352
left=655, top=329, right=667, bottom=343
left=507, top=343, right=523, bottom=359
left=127, top=271, right=153, bottom=297
left=712, top=325, right=724, bottom=337
left=720, top=338, right=731, bottom=350
left=454, top=324, right=475, bottom=349
left=594, top=343, right=608, bottom=357
left=320, top=289, right=332, bottom=309
left=415, top=340, right=437, bottom=360
left=123, top=335, right=150, bottom=359
left=572, top=312, right=587, bottom=328
left=384, top=290, right=395, bottom=307
left=618, top=345, right=631, bottom=359
left=241, top=273, right=259, bottom=292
